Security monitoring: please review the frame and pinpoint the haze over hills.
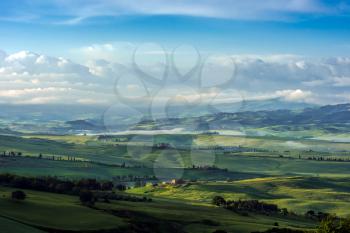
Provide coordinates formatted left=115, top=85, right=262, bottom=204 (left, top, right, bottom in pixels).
left=0, top=100, right=347, bottom=136
left=0, top=98, right=315, bottom=122
left=134, top=103, right=350, bottom=134
left=164, top=98, right=317, bottom=118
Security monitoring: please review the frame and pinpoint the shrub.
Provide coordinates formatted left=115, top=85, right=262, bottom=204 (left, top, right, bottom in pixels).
left=79, top=190, right=95, bottom=205
left=316, top=215, right=350, bottom=233
left=11, top=190, right=26, bottom=201
left=212, top=230, right=227, bottom=233
left=212, top=196, right=226, bottom=206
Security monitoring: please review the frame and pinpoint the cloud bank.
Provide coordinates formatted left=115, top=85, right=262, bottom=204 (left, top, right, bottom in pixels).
left=0, top=45, right=350, bottom=106
left=0, top=50, right=115, bottom=105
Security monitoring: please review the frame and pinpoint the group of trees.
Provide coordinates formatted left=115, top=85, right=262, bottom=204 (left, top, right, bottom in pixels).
left=112, top=174, right=157, bottom=182
left=92, top=161, right=146, bottom=169
left=0, top=173, right=152, bottom=204
left=306, top=156, right=350, bottom=163
left=0, top=173, right=114, bottom=195
left=2, top=150, right=150, bottom=170
left=79, top=190, right=152, bottom=206
left=190, top=165, right=228, bottom=172
left=212, top=196, right=348, bottom=233
left=2, top=150, right=88, bottom=163
left=212, top=196, right=280, bottom=214
left=11, top=190, right=26, bottom=201
left=93, top=190, right=152, bottom=203
left=257, top=215, right=350, bottom=233
left=153, top=143, right=173, bottom=149
left=316, top=215, right=350, bottom=233
left=252, top=228, right=308, bottom=233
left=79, top=190, right=96, bottom=205
left=305, top=210, right=331, bottom=221
left=1, top=151, right=22, bottom=157
left=250, top=215, right=350, bottom=233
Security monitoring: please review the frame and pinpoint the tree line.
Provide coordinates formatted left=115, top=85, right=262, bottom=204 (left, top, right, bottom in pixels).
left=212, top=196, right=280, bottom=214
left=0, top=173, right=114, bottom=193
left=212, top=196, right=350, bottom=233
left=253, top=215, right=350, bottom=233
left=1, top=150, right=148, bottom=169
left=212, top=196, right=332, bottom=221
left=0, top=173, right=151, bottom=203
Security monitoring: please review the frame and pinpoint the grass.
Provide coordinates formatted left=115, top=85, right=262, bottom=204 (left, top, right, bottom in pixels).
left=1, top=132, right=350, bottom=231
left=214, top=153, right=350, bottom=176
left=23, top=134, right=98, bottom=144
left=3, top=133, right=350, bottom=180
left=127, top=176, right=350, bottom=217
left=0, top=185, right=317, bottom=233
left=0, top=134, right=143, bottom=166
left=2, top=133, right=350, bottom=171
left=194, top=134, right=350, bottom=152
left=96, top=195, right=316, bottom=233
left=0, top=216, right=45, bottom=233
left=0, top=156, right=263, bottom=181
left=0, top=187, right=125, bottom=231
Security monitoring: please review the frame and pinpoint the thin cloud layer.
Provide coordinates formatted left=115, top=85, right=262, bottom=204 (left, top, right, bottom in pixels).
left=0, top=0, right=348, bottom=24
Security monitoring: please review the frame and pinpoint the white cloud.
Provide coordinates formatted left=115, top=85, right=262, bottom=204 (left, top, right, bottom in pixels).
left=0, top=50, right=117, bottom=105
left=71, top=42, right=135, bottom=64
left=1, top=47, right=350, bottom=106
left=276, top=89, right=313, bottom=101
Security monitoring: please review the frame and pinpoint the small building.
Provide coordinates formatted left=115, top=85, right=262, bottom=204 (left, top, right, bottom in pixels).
left=170, top=179, right=185, bottom=185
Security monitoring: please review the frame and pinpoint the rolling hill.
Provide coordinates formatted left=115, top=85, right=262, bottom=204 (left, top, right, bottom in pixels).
left=134, top=103, right=350, bottom=133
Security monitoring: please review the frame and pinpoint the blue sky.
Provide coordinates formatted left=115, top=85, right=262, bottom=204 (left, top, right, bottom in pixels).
left=0, top=0, right=350, bottom=107
left=0, top=0, right=350, bottom=57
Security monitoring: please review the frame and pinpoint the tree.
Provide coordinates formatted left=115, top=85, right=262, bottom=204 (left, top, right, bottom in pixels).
left=115, top=183, right=126, bottom=191
left=281, top=208, right=289, bottom=216
left=11, top=190, right=26, bottom=201
left=339, top=218, right=350, bottom=233
left=316, top=215, right=350, bottom=233
left=212, top=196, right=226, bottom=206
left=79, top=190, right=95, bottom=205
left=101, top=181, right=113, bottom=191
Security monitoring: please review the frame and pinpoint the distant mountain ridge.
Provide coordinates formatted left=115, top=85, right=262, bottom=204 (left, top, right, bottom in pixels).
left=214, top=98, right=316, bottom=112
left=0, top=98, right=315, bottom=122
left=134, top=103, right=350, bottom=132
left=0, top=101, right=346, bottom=134
left=160, top=98, right=317, bottom=118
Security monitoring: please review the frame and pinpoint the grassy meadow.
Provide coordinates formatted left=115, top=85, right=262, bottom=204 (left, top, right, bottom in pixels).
left=0, top=186, right=316, bottom=233
left=1, top=132, right=350, bottom=232
left=128, top=176, right=350, bottom=217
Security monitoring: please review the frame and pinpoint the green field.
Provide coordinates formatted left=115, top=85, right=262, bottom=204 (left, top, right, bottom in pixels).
left=0, top=186, right=317, bottom=233
left=128, top=176, right=350, bottom=217
left=1, top=132, right=350, bottom=232
left=0, top=217, right=45, bottom=233
left=0, top=187, right=125, bottom=231
left=2, top=134, right=350, bottom=178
